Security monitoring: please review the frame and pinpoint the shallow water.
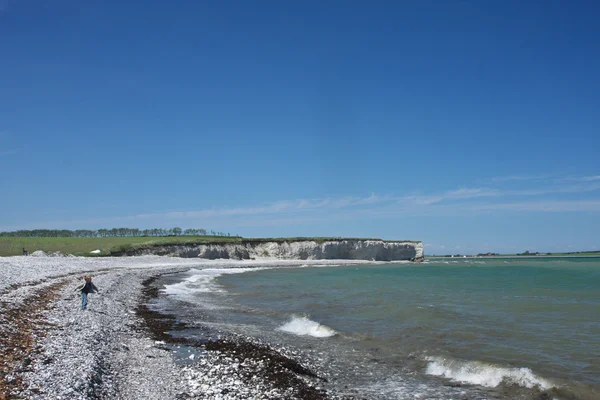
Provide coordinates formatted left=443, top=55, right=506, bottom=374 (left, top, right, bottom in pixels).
left=157, top=258, right=600, bottom=399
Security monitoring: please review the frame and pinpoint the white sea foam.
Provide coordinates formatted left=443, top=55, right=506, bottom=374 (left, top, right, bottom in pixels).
left=301, top=263, right=342, bottom=268
left=162, top=268, right=262, bottom=296
left=425, top=356, right=555, bottom=389
left=157, top=259, right=376, bottom=297
left=277, top=316, right=337, bottom=338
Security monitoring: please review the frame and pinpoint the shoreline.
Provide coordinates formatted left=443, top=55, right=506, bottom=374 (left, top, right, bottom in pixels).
left=0, top=256, right=596, bottom=400
left=425, top=254, right=600, bottom=259
left=137, top=274, right=362, bottom=400
left=4, top=256, right=589, bottom=399
left=0, top=256, right=379, bottom=399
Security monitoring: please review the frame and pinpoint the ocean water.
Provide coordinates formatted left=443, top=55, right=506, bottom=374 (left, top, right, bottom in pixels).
left=157, top=258, right=600, bottom=400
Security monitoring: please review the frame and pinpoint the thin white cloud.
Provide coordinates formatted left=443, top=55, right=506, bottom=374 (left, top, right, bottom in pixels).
left=502, top=182, right=600, bottom=197
left=581, top=176, right=600, bottom=182
left=402, top=187, right=500, bottom=205
left=126, top=201, right=296, bottom=220
left=486, top=174, right=552, bottom=183
left=100, top=194, right=394, bottom=222
left=356, top=197, right=600, bottom=218
left=558, top=175, right=600, bottom=183
left=402, top=178, right=600, bottom=206
left=486, top=174, right=600, bottom=185
left=6, top=173, right=600, bottom=230
left=469, top=200, right=600, bottom=212
left=355, top=193, right=389, bottom=205
left=174, top=191, right=600, bottom=221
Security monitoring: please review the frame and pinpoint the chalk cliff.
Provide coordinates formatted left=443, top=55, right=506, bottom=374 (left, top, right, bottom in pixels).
left=117, top=239, right=423, bottom=262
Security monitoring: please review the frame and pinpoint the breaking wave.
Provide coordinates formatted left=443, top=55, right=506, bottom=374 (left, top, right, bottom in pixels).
left=162, top=268, right=261, bottom=296
left=277, top=315, right=337, bottom=338
left=425, top=356, right=555, bottom=389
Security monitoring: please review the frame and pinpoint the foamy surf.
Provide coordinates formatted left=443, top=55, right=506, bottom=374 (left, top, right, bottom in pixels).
left=277, top=315, right=337, bottom=338
left=162, top=268, right=264, bottom=296
left=425, top=356, right=555, bottom=389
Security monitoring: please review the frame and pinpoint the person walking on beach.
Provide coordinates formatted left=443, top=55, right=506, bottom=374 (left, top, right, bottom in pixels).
left=76, top=276, right=99, bottom=310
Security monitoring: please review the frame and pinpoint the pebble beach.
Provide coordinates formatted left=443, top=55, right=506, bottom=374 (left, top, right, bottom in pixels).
left=0, top=254, right=371, bottom=400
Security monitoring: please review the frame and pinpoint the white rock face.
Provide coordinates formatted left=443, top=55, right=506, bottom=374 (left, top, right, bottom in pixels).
left=134, top=240, right=423, bottom=261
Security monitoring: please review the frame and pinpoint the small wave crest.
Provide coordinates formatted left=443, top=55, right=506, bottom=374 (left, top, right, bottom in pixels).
left=162, top=268, right=260, bottom=296
left=425, top=356, right=554, bottom=389
left=277, top=315, right=337, bottom=338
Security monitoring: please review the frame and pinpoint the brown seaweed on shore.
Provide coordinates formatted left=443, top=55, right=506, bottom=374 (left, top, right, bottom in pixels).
left=0, top=281, right=67, bottom=400
left=136, top=275, right=347, bottom=400
left=205, top=339, right=329, bottom=400
left=136, top=276, right=194, bottom=345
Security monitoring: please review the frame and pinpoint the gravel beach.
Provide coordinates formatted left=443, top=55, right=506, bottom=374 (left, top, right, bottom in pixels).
left=0, top=255, right=372, bottom=400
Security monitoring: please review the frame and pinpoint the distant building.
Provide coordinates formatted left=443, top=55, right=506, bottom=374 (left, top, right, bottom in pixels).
left=476, top=252, right=499, bottom=257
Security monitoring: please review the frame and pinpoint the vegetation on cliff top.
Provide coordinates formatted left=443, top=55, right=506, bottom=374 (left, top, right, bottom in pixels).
left=0, top=228, right=231, bottom=238
left=0, top=234, right=421, bottom=257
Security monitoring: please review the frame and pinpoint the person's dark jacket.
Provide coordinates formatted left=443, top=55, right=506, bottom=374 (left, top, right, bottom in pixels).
left=75, top=281, right=99, bottom=294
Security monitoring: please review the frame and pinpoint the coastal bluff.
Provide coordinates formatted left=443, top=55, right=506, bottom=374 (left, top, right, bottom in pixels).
left=112, top=239, right=424, bottom=261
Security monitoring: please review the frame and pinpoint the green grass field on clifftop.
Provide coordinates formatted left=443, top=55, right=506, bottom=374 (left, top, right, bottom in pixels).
left=0, top=236, right=420, bottom=257
left=0, top=236, right=239, bottom=257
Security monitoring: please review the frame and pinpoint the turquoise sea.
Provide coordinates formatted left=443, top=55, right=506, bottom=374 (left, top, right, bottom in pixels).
left=158, top=257, right=600, bottom=400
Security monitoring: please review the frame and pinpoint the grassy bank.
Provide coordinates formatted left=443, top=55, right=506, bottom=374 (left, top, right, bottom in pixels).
left=0, top=236, right=238, bottom=257
left=0, top=236, right=419, bottom=257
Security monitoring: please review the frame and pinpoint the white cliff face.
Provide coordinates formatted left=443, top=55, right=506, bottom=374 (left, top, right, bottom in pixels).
left=133, top=240, right=423, bottom=261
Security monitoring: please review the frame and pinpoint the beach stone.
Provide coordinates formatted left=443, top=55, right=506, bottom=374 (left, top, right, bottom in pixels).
left=0, top=256, right=413, bottom=400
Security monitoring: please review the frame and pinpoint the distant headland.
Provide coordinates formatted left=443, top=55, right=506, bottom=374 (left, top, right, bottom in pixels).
left=0, top=229, right=423, bottom=261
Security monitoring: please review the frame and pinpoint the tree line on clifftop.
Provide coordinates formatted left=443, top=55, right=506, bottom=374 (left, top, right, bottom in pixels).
left=0, top=228, right=235, bottom=238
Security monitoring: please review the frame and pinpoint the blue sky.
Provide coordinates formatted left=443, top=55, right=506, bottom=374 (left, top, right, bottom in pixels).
left=1, top=1, right=599, bottom=254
